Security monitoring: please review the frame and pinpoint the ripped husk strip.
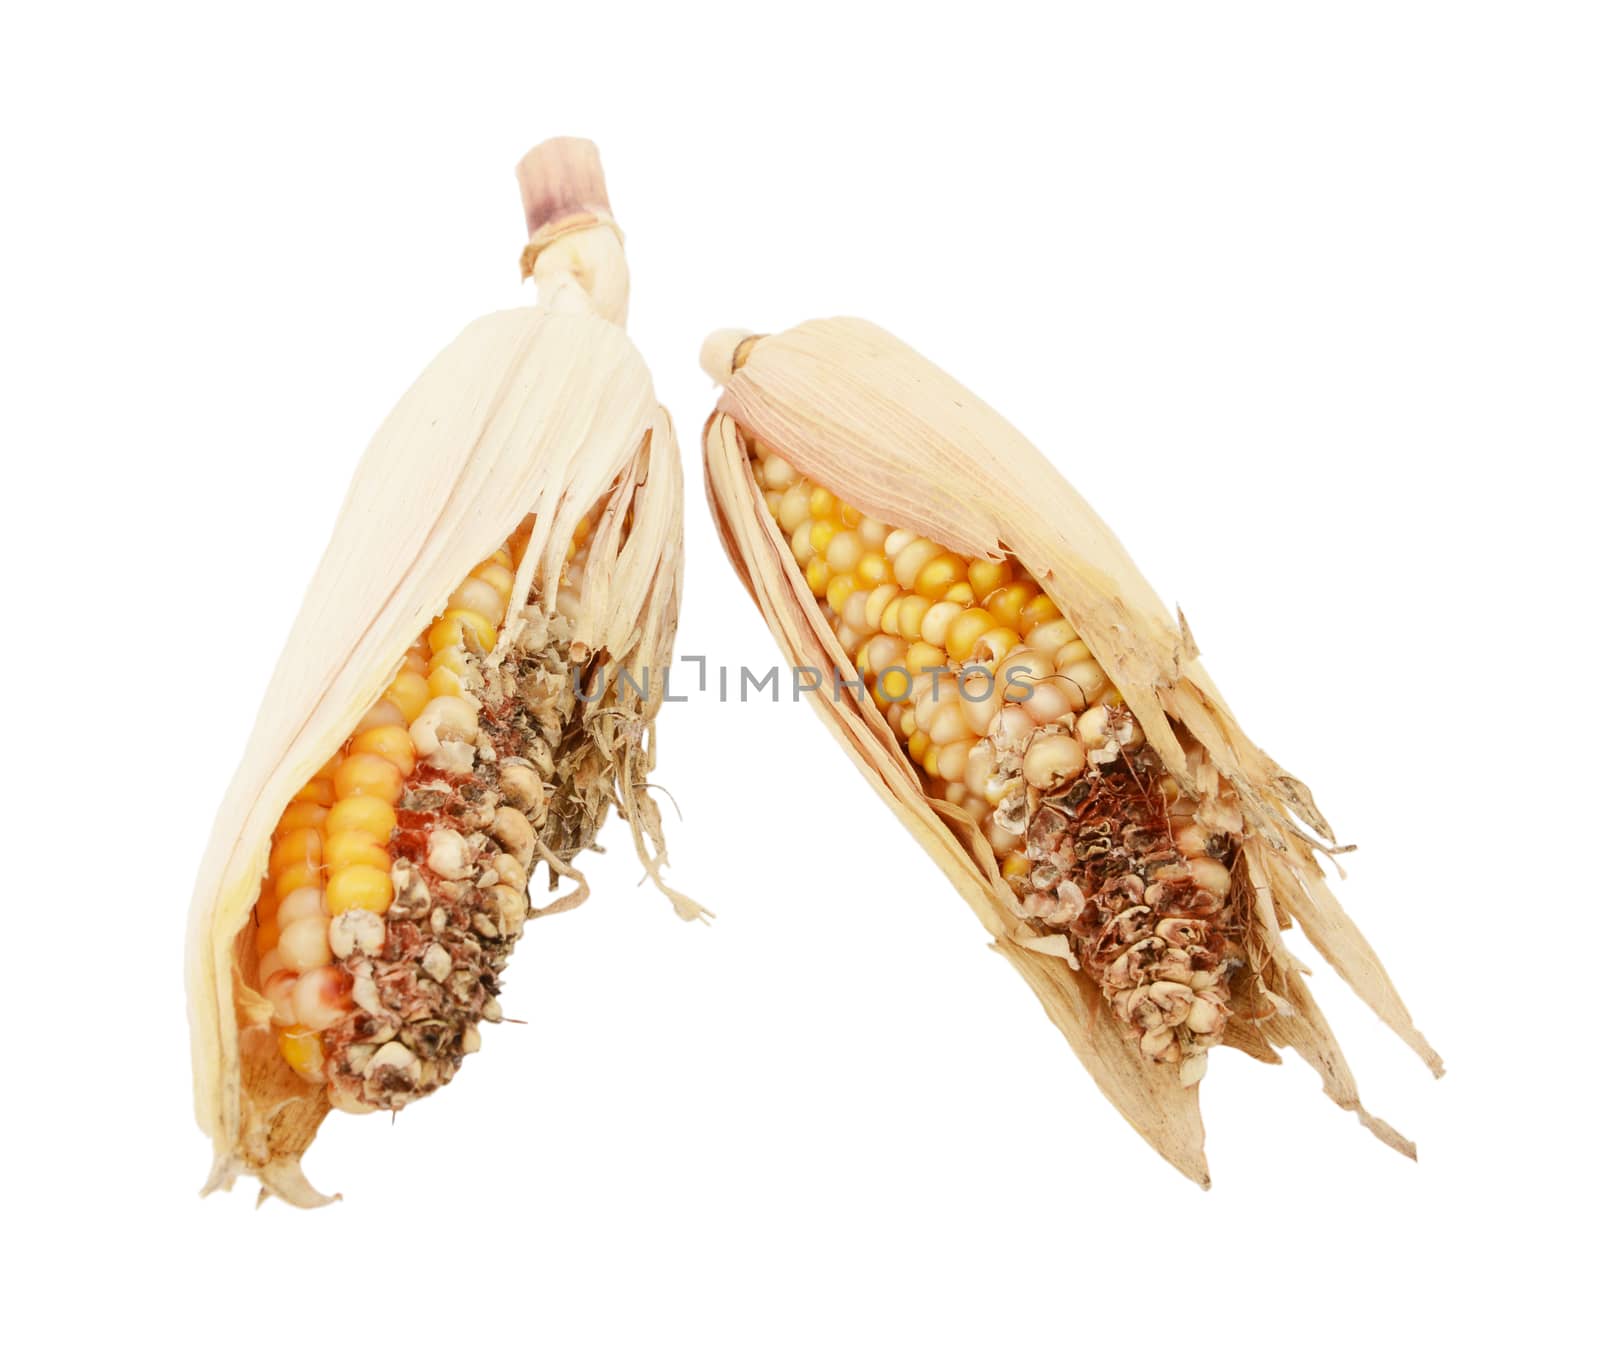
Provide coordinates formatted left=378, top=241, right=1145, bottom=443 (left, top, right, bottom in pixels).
left=702, top=317, right=1439, bottom=1185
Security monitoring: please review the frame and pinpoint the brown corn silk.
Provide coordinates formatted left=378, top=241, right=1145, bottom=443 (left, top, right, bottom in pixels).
left=186, top=139, right=692, bottom=1207
left=702, top=318, right=1440, bottom=1185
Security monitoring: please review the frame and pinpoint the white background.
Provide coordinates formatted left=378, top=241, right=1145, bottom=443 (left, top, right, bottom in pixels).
left=3, top=3, right=1595, bottom=1354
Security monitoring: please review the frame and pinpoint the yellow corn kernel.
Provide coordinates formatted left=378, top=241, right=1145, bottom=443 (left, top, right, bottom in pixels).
left=292, top=777, right=336, bottom=806
left=914, top=552, right=967, bottom=598
left=273, top=862, right=322, bottom=902
left=877, top=666, right=913, bottom=703
left=840, top=503, right=862, bottom=528
left=908, top=730, right=931, bottom=762
left=472, top=561, right=515, bottom=599
left=268, top=827, right=322, bottom=878
left=971, top=626, right=1022, bottom=665
left=809, top=519, right=838, bottom=555
left=825, top=530, right=864, bottom=574
left=1001, top=852, right=1032, bottom=884
left=256, top=918, right=281, bottom=953
left=326, top=794, right=398, bottom=841
left=805, top=556, right=831, bottom=596
left=967, top=558, right=1013, bottom=595
left=279, top=1028, right=325, bottom=1080
left=324, top=829, right=391, bottom=874
left=333, top=752, right=405, bottom=804
left=942, top=582, right=975, bottom=605
left=385, top=670, right=431, bottom=722
left=429, top=608, right=496, bottom=655
left=826, top=572, right=858, bottom=615
left=433, top=647, right=472, bottom=678
left=327, top=864, right=395, bottom=916
left=275, top=801, right=328, bottom=835
left=982, top=582, right=1037, bottom=628
left=808, top=486, right=836, bottom=518
left=892, top=538, right=941, bottom=590
left=1018, top=593, right=1062, bottom=629
left=764, top=489, right=785, bottom=515
left=857, top=551, right=890, bottom=586
left=945, top=608, right=998, bottom=663
left=905, top=641, right=946, bottom=674
left=922, top=741, right=943, bottom=778
left=350, top=725, right=417, bottom=778
left=1025, top=618, right=1079, bottom=654
left=896, top=593, right=932, bottom=640
left=777, top=484, right=811, bottom=533
left=428, top=666, right=466, bottom=698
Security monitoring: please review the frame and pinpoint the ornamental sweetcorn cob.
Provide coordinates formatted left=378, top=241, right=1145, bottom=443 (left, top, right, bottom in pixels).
left=187, top=139, right=693, bottom=1207
left=702, top=319, right=1440, bottom=1184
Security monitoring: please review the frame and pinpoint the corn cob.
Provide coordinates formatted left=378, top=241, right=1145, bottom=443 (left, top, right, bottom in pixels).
left=187, top=138, right=695, bottom=1207
left=702, top=319, right=1440, bottom=1184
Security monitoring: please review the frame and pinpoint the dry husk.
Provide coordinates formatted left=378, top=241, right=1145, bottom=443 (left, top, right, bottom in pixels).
left=187, top=139, right=691, bottom=1207
left=702, top=317, right=1441, bottom=1185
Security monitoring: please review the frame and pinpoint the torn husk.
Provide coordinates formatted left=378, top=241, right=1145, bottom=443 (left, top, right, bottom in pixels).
left=702, top=317, right=1440, bottom=1186
left=187, top=138, right=695, bottom=1208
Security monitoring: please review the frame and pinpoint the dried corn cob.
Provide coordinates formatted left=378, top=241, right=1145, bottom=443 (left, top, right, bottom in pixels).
left=187, top=138, right=696, bottom=1208
left=702, top=319, right=1440, bottom=1184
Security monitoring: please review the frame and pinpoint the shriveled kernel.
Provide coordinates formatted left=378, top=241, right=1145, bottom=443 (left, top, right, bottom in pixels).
left=1189, top=857, right=1233, bottom=896
left=410, top=695, right=479, bottom=759
left=430, top=645, right=471, bottom=676
left=327, top=864, right=395, bottom=916
left=1023, top=730, right=1087, bottom=788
